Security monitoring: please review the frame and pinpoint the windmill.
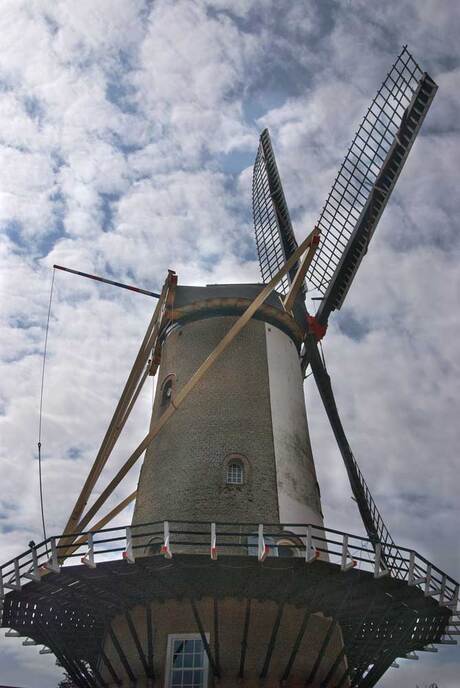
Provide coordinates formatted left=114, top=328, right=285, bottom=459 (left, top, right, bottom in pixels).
left=1, top=47, right=458, bottom=688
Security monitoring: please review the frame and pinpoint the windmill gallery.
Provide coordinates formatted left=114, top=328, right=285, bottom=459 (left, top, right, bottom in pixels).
left=1, top=47, right=458, bottom=688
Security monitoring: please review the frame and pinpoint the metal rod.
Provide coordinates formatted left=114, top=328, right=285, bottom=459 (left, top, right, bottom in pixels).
left=53, top=264, right=160, bottom=298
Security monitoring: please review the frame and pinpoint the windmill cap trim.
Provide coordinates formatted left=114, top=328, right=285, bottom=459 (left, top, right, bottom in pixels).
left=167, top=284, right=305, bottom=346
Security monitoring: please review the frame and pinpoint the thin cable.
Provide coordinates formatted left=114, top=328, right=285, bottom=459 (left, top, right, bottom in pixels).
left=37, top=268, right=55, bottom=541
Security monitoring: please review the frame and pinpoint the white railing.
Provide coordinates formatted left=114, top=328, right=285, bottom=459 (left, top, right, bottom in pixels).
left=1, top=520, right=458, bottom=644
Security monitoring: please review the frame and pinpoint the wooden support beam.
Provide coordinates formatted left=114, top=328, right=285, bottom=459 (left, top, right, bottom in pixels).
left=57, top=649, right=86, bottom=687
left=79, top=661, right=100, bottom=688
left=190, top=599, right=221, bottom=678
left=336, top=666, right=351, bottom=688
left=89, top=663, right=108, bottom=688
left=146, top=604, right=154, bottom=679
left=238, top=598, right=252, bottom=678
left=60, top=491, right=137, bottom=562
left=76, top=577, right=123, bottom=619
left=59, top=274, right=174, bottom=547
left=65, top=228, right=319, bottom=542
left=41, top=623, right=90, bottom=688
left=358, top=652, right=401, bottom=688
left=65, top=655, right=91, bottom=688
left=213, top=598, right=220, bottom=676
left=305, top=618, right=336, bottom=686
left=109, top=625, right=136, bottom=684
left=321, top=646, right=345, bottom=688
left=100, top=649, right=122, bottom=687
left=283, top=227, right=320, bottom=312
left=348, top=608, right=393, bottom=683
left=280, top=611, right=311, bottom=681
left=259, top=603, right=284, bottom=678
left=125, top=608, right=150, bottom=678
left=117, top=365, right=150, bottom=431
left=358, top=614, right=418, bottom=688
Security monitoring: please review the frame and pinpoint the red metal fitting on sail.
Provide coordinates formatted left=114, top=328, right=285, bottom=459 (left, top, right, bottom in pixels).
left=307, top=315, right=327, bottom=341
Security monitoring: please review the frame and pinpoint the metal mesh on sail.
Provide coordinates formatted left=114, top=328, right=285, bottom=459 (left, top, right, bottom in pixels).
left=307, top=47, right=430, bottom=304
left=252, top=129, right=301, bottom=296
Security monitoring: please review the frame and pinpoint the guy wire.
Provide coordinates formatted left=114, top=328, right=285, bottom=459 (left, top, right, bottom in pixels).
left=38, top=267, right=56, bottom=541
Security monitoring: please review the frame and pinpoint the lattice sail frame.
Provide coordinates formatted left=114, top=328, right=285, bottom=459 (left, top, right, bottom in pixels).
left=307, top=46, right=437, bottom=321
left=252, top=129, right=301, bottom=296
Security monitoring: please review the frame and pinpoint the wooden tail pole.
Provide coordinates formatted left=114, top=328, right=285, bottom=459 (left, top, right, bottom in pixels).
left=53, top=264, right=161, bottom=298
left=58, top=274, right=174, bottom=551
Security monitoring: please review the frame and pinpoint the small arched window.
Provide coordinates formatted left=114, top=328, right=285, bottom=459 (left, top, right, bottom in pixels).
left=277, top=540, right=297, bottom=558
left=145, top=537, right=162, bottom=556
left=161, top=376, right=175, bottom=408
left=226, top=461, right=244, bottom=485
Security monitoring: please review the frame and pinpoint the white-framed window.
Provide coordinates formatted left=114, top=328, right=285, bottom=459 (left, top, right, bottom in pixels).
left=226, top=461, right=244, bottom=485
left=165, top=633, right=209, bottom=688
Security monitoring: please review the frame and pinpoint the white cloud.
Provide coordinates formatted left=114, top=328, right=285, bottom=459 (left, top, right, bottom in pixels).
left=1, top=1, right=459, bottom=685
left=0, top=147, right=56, bottom=231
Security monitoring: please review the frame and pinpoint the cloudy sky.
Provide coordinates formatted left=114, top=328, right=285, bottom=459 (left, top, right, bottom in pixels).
left=0, top=1, right=459, bottom=686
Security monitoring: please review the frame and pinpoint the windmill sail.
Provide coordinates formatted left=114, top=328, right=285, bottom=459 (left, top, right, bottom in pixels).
left=305, top=334, right=405, bottom=572
left=307, top=47, right=437, bottom=324
left=252, top=129, right=302, bottom=296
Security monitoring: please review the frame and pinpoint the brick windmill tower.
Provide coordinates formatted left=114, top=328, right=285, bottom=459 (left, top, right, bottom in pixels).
left=1, top=48, right=458, bottom=688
